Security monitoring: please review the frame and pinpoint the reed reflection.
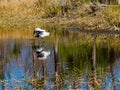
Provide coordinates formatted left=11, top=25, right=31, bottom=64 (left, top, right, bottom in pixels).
left=54, top=38, right=63, bottom=90
left=109, top=45, right=116, bottom=90
left=0, top=40, right=5, bottom=90
left=89, top=35, right=101, bottom=89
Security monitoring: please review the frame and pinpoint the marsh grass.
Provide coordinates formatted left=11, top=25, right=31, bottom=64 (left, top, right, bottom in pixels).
left=103, top=5, right=120, bottom=28
left=0, top=0, right=120, bottom=32
left=0, top=29, right=33, bottom=39
left=0, top=0, right=71, bottom=17
left=0, top=67, right=116, bottom=90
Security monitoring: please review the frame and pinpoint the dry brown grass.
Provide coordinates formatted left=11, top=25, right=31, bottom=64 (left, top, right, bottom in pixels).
left=0, top=0, right=120, bottom=33
left=0, top=0, right=37, bottom=16
left=0, top=0, right=36, bottom=9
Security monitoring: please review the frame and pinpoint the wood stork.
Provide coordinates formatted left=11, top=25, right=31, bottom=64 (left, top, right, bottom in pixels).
left=34, top=28, right=50, bottom=38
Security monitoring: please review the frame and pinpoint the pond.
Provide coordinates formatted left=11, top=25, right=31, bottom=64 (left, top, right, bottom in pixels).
left=0, top=28, right=120, bottom=90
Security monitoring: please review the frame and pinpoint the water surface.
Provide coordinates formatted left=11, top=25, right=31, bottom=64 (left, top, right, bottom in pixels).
left=0, top=31, right=120, bottom=90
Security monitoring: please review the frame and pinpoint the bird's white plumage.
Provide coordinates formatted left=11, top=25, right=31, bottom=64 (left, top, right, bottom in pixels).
left=38, top=51, right=51, bottom=60
left=34, top=28, right=50, bottom=38
left=40, top=31, right=50, bottom=37
left=36, top=48, right=43, bottom=52
left=35, top=28, right=45, bottom=32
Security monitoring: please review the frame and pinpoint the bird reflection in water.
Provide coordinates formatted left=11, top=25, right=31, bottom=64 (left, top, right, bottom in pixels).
left=35, top=45, right=51, bottom=60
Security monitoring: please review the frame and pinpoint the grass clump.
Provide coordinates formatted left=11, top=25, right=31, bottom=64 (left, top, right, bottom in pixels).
left=43, top=3, right=62, bottom=18
left=102, top=5, right=120, bottom=30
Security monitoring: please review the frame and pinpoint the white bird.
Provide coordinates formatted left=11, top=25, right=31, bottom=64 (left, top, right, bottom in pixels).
left=34, top=28, right=50, bottom=38
left=37, top=50, right=51, bottom=60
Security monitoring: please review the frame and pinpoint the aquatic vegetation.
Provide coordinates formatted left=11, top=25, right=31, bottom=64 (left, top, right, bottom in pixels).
left=0, top=66, right=119, bottom=90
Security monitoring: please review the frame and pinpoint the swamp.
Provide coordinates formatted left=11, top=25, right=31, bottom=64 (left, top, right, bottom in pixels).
left=0, top=0, right=120, bottom=90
